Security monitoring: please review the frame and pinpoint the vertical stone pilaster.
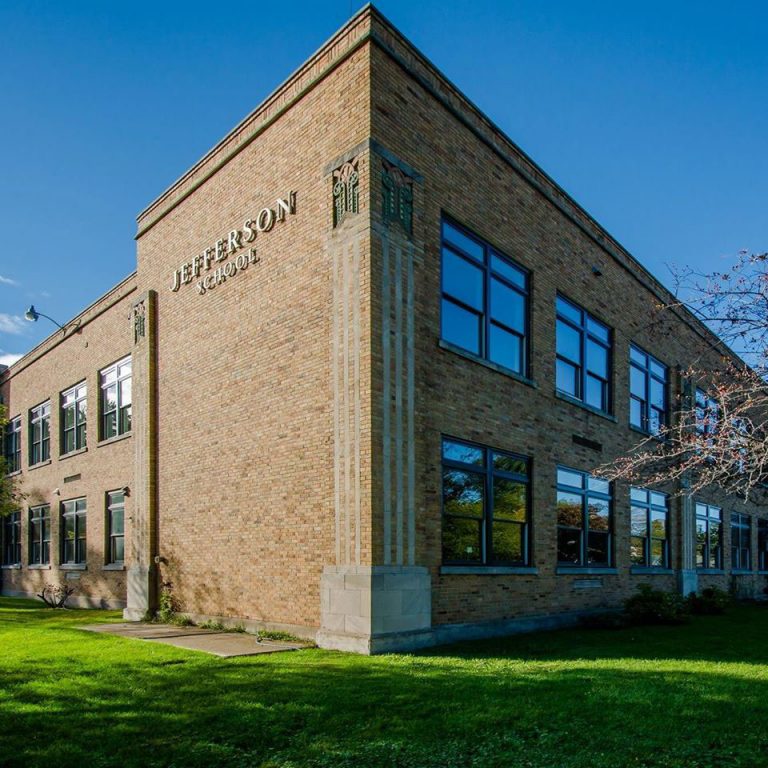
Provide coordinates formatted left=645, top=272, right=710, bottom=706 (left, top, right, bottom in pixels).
left=679, top=490, right=697, bottom=596
left=124, top=290, right=158, bottom=621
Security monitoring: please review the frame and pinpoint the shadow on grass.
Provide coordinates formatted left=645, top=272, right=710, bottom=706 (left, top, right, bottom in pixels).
left=2, top=600, right=768, bottom=768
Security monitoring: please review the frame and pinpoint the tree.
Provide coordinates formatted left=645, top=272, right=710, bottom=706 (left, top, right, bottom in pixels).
left=0, top=404, right=26, bottom=518
left=601, top=250, right=768, bottom=500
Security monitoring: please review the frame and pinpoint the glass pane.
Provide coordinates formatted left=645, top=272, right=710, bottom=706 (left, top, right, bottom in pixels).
left=585, top=375, right=605, bottom=410
left=630, top=345, right=647, bottom=366
left=77, top=399, right=87, bottom=420
left=709, top=525, right=721, bottom=567
left=102, top=409, right=116, bottom=438
left=442, top=248, right=484, bottom=309
left=650, top=492, right=667, bottom=508
left=588, top=498, right=610, bottom=532
left=493, top=453, right=528, bottom=476
left=63, top=430, right=75, bottom=454
left=76, top=384, right=87, bottom=399
left=588, top=476, right=610, bottom=494
left=102, top=368, right=117, bottom=385
left=630, top=365, right=646, bottom=398
left=650, top=511, right=667, bottom=539
left=557, top=468, right=583, bottom=489
left=490, top=279, right=525, bottom=332
left=557, top=492, right=583, bottom=528
left=493, top=478, right=526, bottom=521
left=442, top=440, right=484, bottom=466
left=443, top=516, right=482, bottom=562
left=63, top=406, right=75, bottom=430
left=630, top=487, right=648, bottom=503
left=491, top=254, right=526, bottom=289
left=120, top=377, right=132, bottom=407
left=649, top=359, right=666, bottom=379
left=120, top=405, right=132, bottom=434
left=489, top=325, right=522, bottom=373
left=556, top=296, right=581, bottom=324
left=557, top=528, right=581, bottom=563
left=441, top=299, right=481, bottom=355
left=443, top=222, right=484, bottom=261
left=118, top=359, right=132, bottom=377
left=443, top=469, right=484, bottom=519
left=696, top=520, right=707, bottom=567
left=586, top=340, right=608, bottom=378
left=492, top=522, right=523, bottom=562
left=111, top=509, right=124, bottom=536
left=649, top=409, right=662, bottom=434
left=650, top=378, right=665, bottom=409
left=630, top=397, right=643, bottom=428
left=109, top=491, right=125, bottom=506
left=113, top=537, right=125, bottom=563
left=556, top=320, right=581, bottom=363
left=630, top=536, right=646, bottom=565
left=631, top=507, right=647, bottom=537
left=79, top=514, right=87, bottom=538
left=556, top=359, right=578, bottom=397
left=587, top=531, right=610, bottom=564
left=586, top=316, right=610, bottom=343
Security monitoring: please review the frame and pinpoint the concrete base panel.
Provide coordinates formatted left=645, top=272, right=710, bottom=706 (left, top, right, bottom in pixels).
left=679, top=569, right=697, bottom=596
left=2, top=588, right=125, bottom=610
left=124, top=564, right=154, bottom=621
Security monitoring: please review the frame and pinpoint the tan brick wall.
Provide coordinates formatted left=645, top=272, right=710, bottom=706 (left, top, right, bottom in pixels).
left=0, top=277, right=136, bottom=608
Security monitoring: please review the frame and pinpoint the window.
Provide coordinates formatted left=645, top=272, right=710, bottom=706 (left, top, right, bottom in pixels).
left=630, top=488, right=669, bottom=567
left=629, top=346, right=668, bottom=434
left=61, top=382, right=87, bottom=454
left=1, top=511, right=21, bottom=566
left=557, top=467, right=612, bottom=567
left=442, top=437, right=531, bottom=566
left=61, top=498, right=87, bottom=565
left=106, top=491, right=125, bottom=565
left=556, top=296, right=611, bottom=412
left=29, top=505, right=51, bottom=566
left=440, top=218, right=529, bottom=376
left=731, top=512, right=751, bottom=571
left=29, top=401, right=51, bottom=465
left=759, top=519, right=768, bottom=571
left=695, top=388, right=719, bottom=438
left=695, top=502, right=722, bottom=569
left=100, top=357, right=132, bottom=440
left=3, top=416, right=21, bottom=473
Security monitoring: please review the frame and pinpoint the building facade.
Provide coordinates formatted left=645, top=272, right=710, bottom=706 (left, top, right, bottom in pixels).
left=2, top=6, right=766, bottom=652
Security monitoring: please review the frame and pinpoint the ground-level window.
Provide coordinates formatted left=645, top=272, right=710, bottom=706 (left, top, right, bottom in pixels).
left=29, top=401, right=51, bottom=465
left=441, top=437, right=531, bottom=566
left=106, top=491, right=125, bottom=565
left=29, top=505, right=51, bottom=566
left=100, top=356, right=132, bottom=440
left=2, top=511, right=21, bottom=566
left=556, top=467, right=612, bottom=567
left=695, top=502, right=722, bottom=569
left=630, top=487, right=669, bottom=567
left=61, top=498, right=87, bottom=565
left=4, top=416, right=21, bottom=473
left=731, top=512, right=751, bottom=571
left=759, top=519, right=768, bottom=572
left=61, top=382, right=87, bottom=454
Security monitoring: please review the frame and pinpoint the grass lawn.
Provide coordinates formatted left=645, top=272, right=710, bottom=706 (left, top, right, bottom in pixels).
left=1, top=598, right=768, bottom=768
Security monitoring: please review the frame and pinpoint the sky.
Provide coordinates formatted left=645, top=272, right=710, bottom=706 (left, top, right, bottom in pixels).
left=0, top=1, right=765, bottom=366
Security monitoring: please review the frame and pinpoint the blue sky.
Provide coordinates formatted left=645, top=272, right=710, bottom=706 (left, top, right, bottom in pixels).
left=0, top=1, right=765, bottom=365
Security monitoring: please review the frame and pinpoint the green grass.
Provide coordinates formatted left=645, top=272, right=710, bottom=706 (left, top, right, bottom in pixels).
left=2, top=597, right=768, bottom=768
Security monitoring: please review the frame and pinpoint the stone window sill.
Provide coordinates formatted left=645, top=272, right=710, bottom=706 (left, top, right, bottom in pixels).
left=696, top=569, right=724, bottom=575
left=60, top=446, right=88, bottom=461
left=438, top=340, right=537, bottom=389
left=1, top=564, right=21, bottom=570
left=60, top=563, right=87, bottom=571
left=103, top=563, right=125, bottom=571
left=6, top=470, right=21, bottom=478
left=555, top=391, right=617, bottom=423
left=732, top=570, right=754, bottom=575
left=628, top=425, right=665, bottom=442
left=28, top=564, right=51, bottom=570
left=440, top=566, right=539, bottom=575
left=29, top=459, right=52, bottom=471
left=630, top=567, right=674, bottom=575
left=98, top=432, right=132, bottom=448
left=556, top=567, right=618, bottom=575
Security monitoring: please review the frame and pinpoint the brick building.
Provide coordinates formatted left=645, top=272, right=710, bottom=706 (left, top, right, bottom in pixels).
left=2, top=5, right=765, bottom=652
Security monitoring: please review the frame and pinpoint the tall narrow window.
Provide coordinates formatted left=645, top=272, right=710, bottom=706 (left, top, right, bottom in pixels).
left=61, top=382, right=87, bottom=454
left=29, top=505, right=51, bottom=566
left=106, top=490, right=125, bottom=565
left=556, top=467, right=612, bottom=567
left=61, top=498, right=87, bottom=565
left=630, top=488, right=669, bottom=567
left=695, top=389, right=719, bottom=437
left=100, top=357, right=131, bottom=440
left=1, top=511, right=21, bottom=566
left=442, top=437, right=531, bottom=566
left=29, top=401, right=51, bottom=465
left=695, top=502, right=722, bottom=569
left=731, top=512, right=751, bottom=571
left=3, top=416, right=21, bottom=473
left=758, top=519, right=768, bottom=571
left=556, top=297, right=611, bottom=413
left=440, top=218, right=529, bottom=376
left=629, top=346, right=668, bottom=434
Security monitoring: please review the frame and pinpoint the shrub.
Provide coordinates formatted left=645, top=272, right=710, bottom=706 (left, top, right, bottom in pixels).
left=624, top=584, right=690, bottom=625
left=688, top=587, right=730, bottom=615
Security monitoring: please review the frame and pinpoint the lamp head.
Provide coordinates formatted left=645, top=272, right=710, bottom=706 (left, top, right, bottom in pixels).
left=24, top=305, right=39, bottom=322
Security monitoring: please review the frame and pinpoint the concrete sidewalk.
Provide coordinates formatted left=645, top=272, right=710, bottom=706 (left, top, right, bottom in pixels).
left=80, top=622, right=308, bottom=657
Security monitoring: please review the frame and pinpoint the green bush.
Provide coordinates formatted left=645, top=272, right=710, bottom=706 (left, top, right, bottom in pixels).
left=624, top=583, right=690, bottom=625
left=688, top=587, right=731, bottom=615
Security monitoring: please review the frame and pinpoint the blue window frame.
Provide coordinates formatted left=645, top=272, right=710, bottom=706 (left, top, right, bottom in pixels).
left=629, top=345, right=668, bottom=434
left=440, top=218, right=529, bottom=376
left=630, top=487, right=669, bottom=567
